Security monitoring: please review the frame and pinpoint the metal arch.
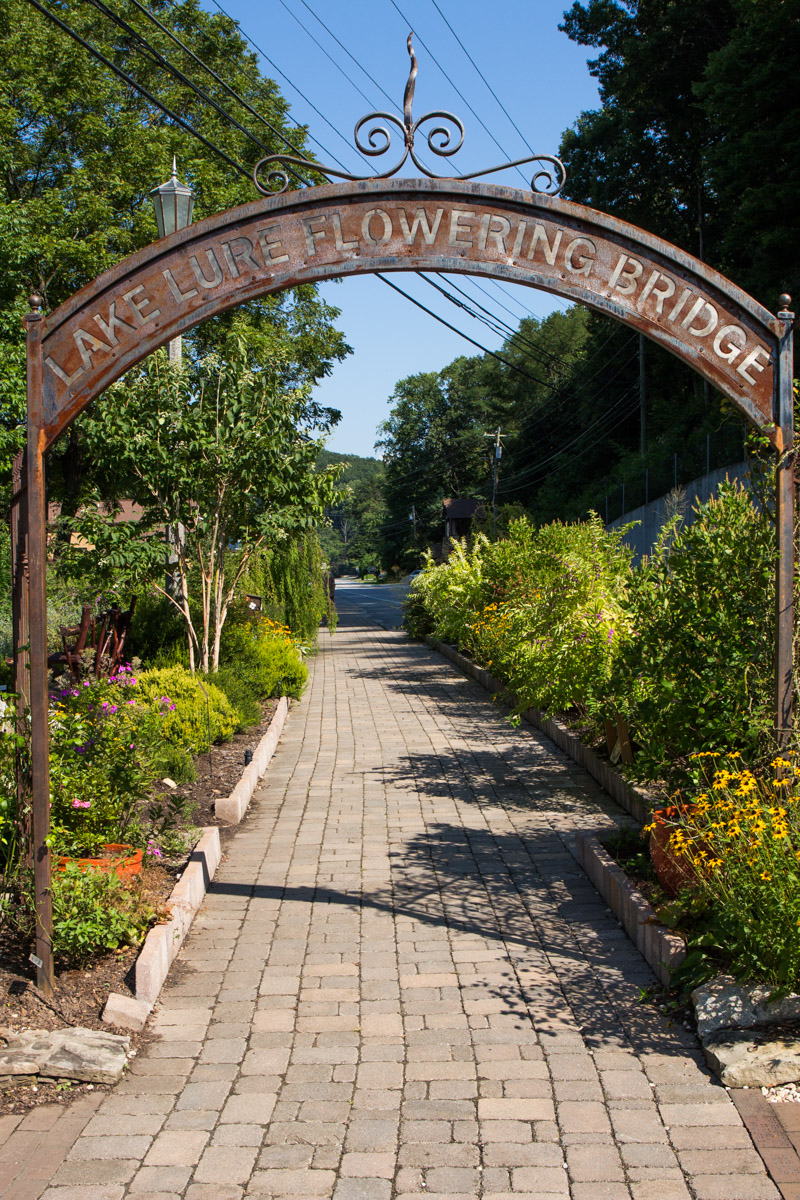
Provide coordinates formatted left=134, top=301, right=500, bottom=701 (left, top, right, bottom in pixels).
left=20, top=175, right=794, bottom=997
left=36, top=179, right=781, bottom=448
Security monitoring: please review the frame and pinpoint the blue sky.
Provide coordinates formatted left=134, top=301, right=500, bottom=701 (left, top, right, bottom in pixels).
left=209, top=0, right=601, bottom=455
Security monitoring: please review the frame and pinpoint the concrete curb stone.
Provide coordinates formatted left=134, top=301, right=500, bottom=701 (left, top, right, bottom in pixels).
left=215, top=695, right=289, bottom=823
left=133, top=826, right=222, bottom=1006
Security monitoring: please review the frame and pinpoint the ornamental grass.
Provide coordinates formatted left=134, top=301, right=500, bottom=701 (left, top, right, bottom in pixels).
left=653, top=753, right=800, bottom=992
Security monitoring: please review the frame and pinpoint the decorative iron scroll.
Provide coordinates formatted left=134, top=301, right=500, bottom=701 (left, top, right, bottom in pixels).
left=253, top=34, right=566, bottom=198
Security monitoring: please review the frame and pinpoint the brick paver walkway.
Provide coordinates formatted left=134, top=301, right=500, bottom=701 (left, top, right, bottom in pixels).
left=30, top=608, right=780, bottom=1198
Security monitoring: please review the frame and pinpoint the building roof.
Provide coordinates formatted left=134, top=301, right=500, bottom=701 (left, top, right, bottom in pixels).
left=443, top=497, right=481, bottom=520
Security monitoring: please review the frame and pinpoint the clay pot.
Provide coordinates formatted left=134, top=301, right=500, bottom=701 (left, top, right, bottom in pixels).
left=56, top=844, right=143, bottom=882
left=649, top=806, right=699, bottom=897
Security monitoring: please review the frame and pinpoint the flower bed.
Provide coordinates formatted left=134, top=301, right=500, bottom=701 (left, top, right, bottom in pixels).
left=407, top=483, right=792, bottom=995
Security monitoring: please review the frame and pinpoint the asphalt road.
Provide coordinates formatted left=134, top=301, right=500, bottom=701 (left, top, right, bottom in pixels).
left=334, top=578, right=411, bottom=629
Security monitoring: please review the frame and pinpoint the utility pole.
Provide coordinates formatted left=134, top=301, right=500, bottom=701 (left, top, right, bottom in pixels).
left=484, top=427, right=505, bottom=538
left=639, top=333, right=647, bottom=459
left=410, top=504, right=417, bottom=541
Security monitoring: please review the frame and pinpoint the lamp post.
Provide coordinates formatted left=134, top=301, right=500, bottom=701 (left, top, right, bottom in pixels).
left=149, top=157, right=195, bottom=365
left=149, top=159, right=195, bottom=594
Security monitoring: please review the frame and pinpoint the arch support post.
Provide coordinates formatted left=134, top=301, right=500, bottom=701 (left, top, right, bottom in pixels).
left=776, top=298, right=795, bottom=750
left=25, top=297, right=54, bottom=996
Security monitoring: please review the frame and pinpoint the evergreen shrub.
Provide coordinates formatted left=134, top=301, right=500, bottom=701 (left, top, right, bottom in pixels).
left=137, top=665, right=238, bottom=754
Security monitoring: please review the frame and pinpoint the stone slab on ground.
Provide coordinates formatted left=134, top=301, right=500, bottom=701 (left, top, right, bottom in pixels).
left=694, top=976, right=800, bottom=1040
left=0, top=1028, right=129, bottom=1084
left=705, top=1031, right=800, bottom=1088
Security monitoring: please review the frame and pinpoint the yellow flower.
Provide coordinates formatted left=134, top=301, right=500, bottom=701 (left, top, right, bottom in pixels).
left=760, top=871, right=772, bottom=881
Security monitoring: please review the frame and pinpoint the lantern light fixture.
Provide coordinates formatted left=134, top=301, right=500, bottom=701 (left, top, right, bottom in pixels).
left=149, top=156, right=195, bottom=239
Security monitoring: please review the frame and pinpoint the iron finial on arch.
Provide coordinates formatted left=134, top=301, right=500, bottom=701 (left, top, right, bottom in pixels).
left=252, top=35, right=566, bottom=198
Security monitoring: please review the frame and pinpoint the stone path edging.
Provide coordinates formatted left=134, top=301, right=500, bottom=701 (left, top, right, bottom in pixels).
left=215, top=695, right=289, bottom=823
left=576, top=831, right=686, bottom=987
left=134, top=825, right=221, bottom=1005
left=430, top=638, right=652, bottom=825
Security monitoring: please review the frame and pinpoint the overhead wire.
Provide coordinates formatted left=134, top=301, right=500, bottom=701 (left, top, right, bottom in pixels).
left=29, top=0, right=640, bottom=506
left=427, top=0, right=536, bottom=155
left=294, top=0, right=399, bottom=112
left=24, top=0, right=252, bottom=179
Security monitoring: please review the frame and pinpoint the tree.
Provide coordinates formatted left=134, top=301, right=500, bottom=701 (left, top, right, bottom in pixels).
left=0, top=0, right=349, bottom=495
left=698, top=0, right=800, bottom=306
left=62, top=346, right=343, bottom=672
left=376, top=361, right=491, bottom=569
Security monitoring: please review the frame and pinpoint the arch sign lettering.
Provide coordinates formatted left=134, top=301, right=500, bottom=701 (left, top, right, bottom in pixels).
left=39, top=180, right=783, bottom=444
left=16, top=38, right=795, bottom=992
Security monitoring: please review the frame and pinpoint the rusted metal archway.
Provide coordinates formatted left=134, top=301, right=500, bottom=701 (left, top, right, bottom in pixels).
left=17, top=174, right=794, bottom=992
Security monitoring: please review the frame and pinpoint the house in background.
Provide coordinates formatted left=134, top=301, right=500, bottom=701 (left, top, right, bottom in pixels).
left=442, top=497, right=483, bottom=548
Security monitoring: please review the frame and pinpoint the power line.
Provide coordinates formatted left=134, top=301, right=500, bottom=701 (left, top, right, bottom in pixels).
left=375, top=274, right=565, bottom=388
left=123, top=0, right=315, bottom=166
left=207, top=0, right=370, bottom=168
left=25, top=0, right=251, bottom=179
left=295, top=0, right=399, bottom=113
left=273, top=0, right=377, bottom=112
left=498, top=385, right=640, bottom=492
left=82, top=0, right=297, bottom=167
left=428, top=0, right=535, bottom=155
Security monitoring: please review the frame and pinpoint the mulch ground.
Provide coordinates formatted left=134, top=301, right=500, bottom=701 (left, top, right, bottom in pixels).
left=172, top=697, right=279, bottom=829
left=0, top=696, right=281, bottom=1115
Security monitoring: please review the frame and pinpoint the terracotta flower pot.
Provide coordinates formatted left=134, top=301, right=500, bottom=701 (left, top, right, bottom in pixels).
left=649, top=806, right=699, bottom=897
left=56, top=844, right=143, bottom=882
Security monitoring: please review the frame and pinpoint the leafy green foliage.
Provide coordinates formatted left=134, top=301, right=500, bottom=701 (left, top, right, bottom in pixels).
left=219, top=615, right=307, bottom=701
left=63, top=346, right=343, bottom=671
left=613, top=484, right=774, bottom=783
left=50, top=864, right=157, bottom=966
left=136, top=666, right=237, bottom=754
left=406, top=514, right=632, bottom=718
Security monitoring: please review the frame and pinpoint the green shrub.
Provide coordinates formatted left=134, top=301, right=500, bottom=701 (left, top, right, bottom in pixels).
left=211, top=667, right=261, bottom=728
left=613, top=483, right=774, bottom=783
left=137, top=665, right=238, bottom=754
left=50, top=863, right=158, bottom=965
left=406, top=515, right=632, bottom=718
left=219, top=616, right=307, bottom=700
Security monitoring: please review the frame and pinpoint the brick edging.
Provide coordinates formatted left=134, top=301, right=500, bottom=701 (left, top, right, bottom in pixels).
left=429, top=638, right=652, bottom=825
left=730, top=1088, right=800, bottom=1199
left=135, top=825, right=222, bottom=1005
left=215, top=694, right=289, bottom=823
left=575, top=832, right=685, bottom=987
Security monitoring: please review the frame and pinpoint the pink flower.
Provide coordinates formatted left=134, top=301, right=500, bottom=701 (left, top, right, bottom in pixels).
left=71, top=799, right=91, bottom=809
